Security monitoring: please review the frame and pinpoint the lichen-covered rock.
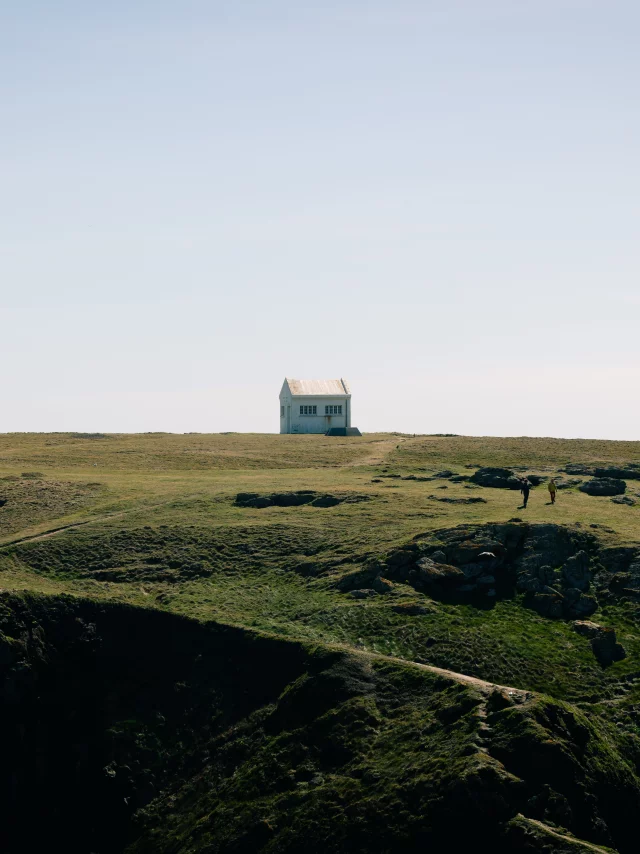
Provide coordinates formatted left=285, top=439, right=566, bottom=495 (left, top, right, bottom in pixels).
left=526, top=591, right=564, bottom=619
left=470, top=467, right=522, bottom=489
left=556, top=478, right=583, bottom=490
left=561, top=463, right=596, bottom=476
left=234, top=491, right=370, bottom=509
left=579, top=478, right=626, bottom=497
left=350, top=588, right=378, bottom=599
left=594, top=465, right=640, bottom=480
left=561, top=551, right=591, bottom=592
left=563, top=587, right=598, bottom=619
left=611, top=495, right=636, bottom=506
left=573, top=620, right=626, bottom=666
left=415, top=556, right=466, bottom=589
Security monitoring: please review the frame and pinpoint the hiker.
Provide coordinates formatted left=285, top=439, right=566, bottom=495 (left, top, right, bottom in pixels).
left=548, top=478, right=557, bottom=504
left=519, top=477, right=531, bottom=508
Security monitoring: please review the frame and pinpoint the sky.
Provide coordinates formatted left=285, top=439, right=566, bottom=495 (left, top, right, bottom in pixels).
left=1, top=0, right=638, bottom=438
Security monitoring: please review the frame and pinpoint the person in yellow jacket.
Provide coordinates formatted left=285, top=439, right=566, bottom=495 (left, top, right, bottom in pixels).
left=548, top=478, right=557, bottom=504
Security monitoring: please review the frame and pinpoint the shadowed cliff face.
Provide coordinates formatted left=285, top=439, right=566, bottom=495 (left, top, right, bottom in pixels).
left=0, top=594, right=309, bottom=854
left=1, top=594, right=639, bottom=854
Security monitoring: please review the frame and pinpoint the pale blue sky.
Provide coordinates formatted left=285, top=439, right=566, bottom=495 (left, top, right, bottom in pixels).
left=2, top=1, right=638, bottom=437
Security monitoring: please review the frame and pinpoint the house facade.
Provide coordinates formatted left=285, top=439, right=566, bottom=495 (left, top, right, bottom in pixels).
left=279, top=378, right=352, bottom=434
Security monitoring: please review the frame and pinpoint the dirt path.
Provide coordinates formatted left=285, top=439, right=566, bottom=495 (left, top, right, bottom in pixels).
left=352, top=645, right=530, bottom=699
left=348, top=437, right=408, bottom=469
left=0, top=510, right=135, bottom=548
left=511, top=816, right=615, bottom=853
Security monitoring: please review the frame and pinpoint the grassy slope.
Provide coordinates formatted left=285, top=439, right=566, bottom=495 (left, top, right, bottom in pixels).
left=1, top=432, right=639, bottom=704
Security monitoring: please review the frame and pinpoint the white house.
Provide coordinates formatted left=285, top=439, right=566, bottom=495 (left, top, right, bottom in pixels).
left=279, top=378, right=360, bottom=435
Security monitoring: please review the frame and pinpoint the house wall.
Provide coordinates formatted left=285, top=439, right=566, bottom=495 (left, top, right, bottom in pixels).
left=279, top=385, right=292, bottom=434
left=279, top=391, right=350, bottom=434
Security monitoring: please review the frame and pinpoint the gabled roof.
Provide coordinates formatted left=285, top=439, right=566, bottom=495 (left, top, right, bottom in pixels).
left=284, top=378, right=350, bottom=397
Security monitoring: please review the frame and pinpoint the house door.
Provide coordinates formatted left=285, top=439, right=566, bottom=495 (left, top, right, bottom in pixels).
left=286, top=405, right=291, bottom=433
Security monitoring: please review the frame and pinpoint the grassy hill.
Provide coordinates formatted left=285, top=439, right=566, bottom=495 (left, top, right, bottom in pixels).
left=1, top=432, right=639, bottom=852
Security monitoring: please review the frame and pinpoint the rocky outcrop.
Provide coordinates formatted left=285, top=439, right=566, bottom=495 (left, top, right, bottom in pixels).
left=562, top=551, right=591, bottom=591
left=594, top=465, right=640, bottom=480
left=579, top=478, right=626, bottom=496
left=235, top=491, right=370, bottom=508
left=556, top=478, right=583, bottom=489
left=470, top=467, right=522, bottom=489
left=573, top=620, right=626, bottom=666
left=525, top=475, right=547, bottom=486
left=378, top=523, right=602, bottom=619
left=427, top=494, right=487, bottom=504
left=561, top=464, right=596, bottom=476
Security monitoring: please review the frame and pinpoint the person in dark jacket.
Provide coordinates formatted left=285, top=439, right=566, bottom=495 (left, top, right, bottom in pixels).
left=519, top=477, right=531, bottom=508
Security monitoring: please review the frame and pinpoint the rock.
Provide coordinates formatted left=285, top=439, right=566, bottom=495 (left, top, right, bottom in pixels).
left=427, top=495, right=487, bottom=504
left=572, top=620, right=602, bottom=638
left=0, top=499, right=7, bottom=507
left=556, top=478, right=583, bottom=490
left=598, top=546, right=639, bottom=574
left=391, top=603, right=433, bottom=616
left=236, top=491, right=368, bottom=509
left=469, top=467, right=521, bottom=489
left=514, top=525, right=577, bottom=591
left=561, top=464, right=595, bottom=476
left=591, top=633, right=626, bottom=666
left=611, top=495, right=636, bottom=506
left=415, top=557, right=466, bottom=590
left=311, top=495, right=341, bottom=507
left=526, top=591, right=564, bottom=619
left=563, top=587, right=598, bottom=619
left=629, top=561, right=640, bottom=584
left=433, top=470, right=455, bottom=478
left=526, top=475, right=547, bottom=486
left=349, top=589, right=377, bottom=600
left=561, top=551, right=591, bottom=591
left=385, top=521, right=601, bottom=613
left=235, top=493, right=274, bottom=508
left=594, top=466, right=640, bottom=480
left=519, top=565, right=557, bottom=593
left=573, top=620, right=626, bottom=666
left=579, top=478, right=626, bottom=496
left=271, top=492, right=317, bottom=507
left=371, top=577, right=393, bottom=594
left=448, top=475, right=469, bottom=482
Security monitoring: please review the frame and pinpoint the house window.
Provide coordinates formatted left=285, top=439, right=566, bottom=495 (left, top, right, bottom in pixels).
left=300, top=405, right=317, bottom=415
left=325, top=405, right=342, bottom=415
left=280, top=406, right=284, bottom=417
